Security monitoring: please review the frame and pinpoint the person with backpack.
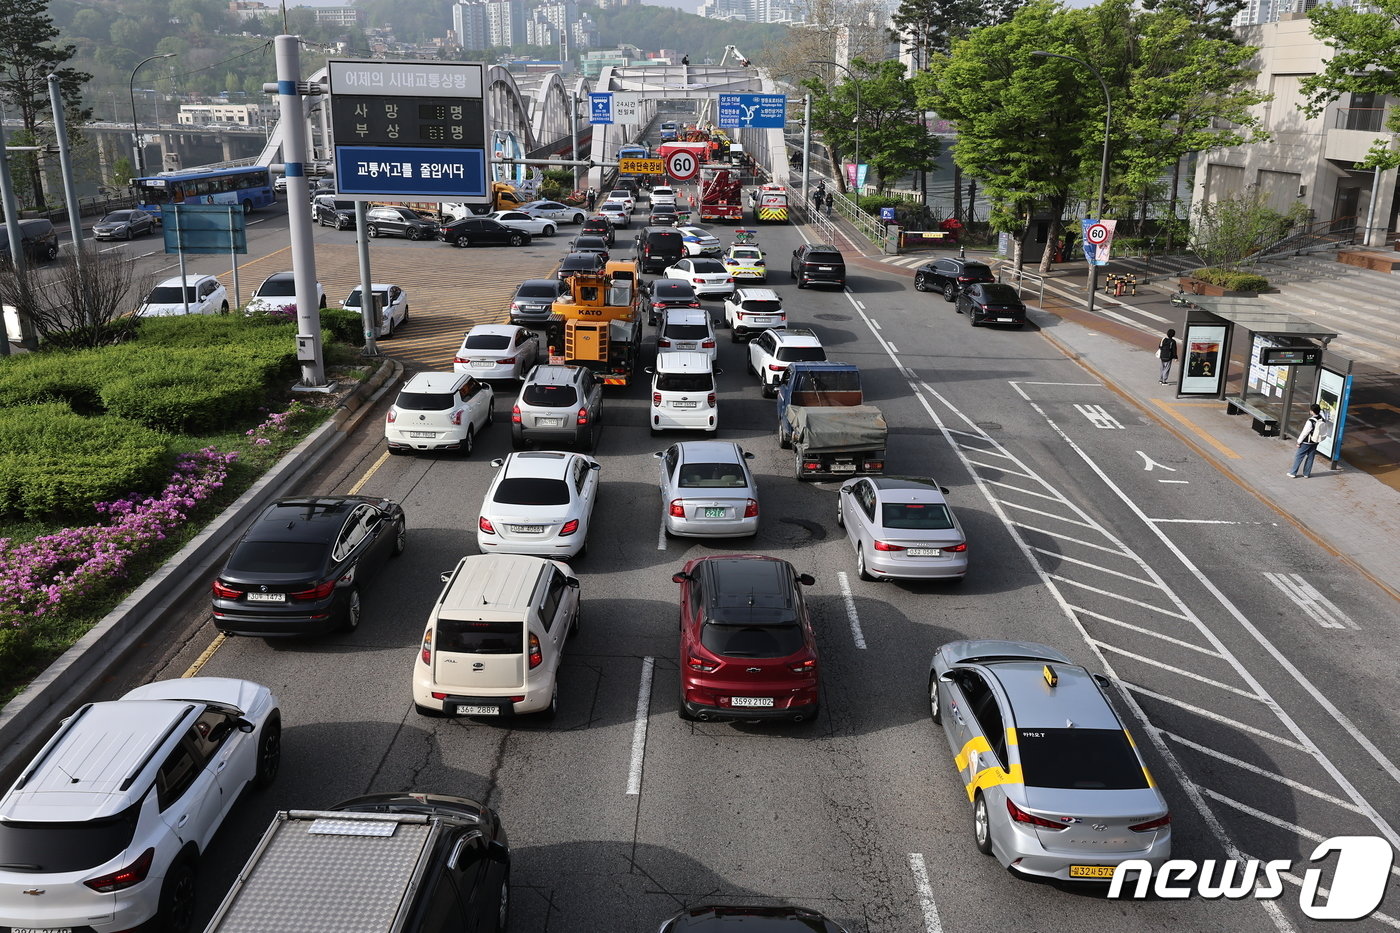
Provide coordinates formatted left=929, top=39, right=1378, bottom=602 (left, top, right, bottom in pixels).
left=1157, top=328, right=1178, bottom=384
left=1288, top=403, right=1330, bottom=478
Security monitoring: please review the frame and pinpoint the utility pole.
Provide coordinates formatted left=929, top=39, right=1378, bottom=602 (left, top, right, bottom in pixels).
left=801, top=94, right=811, bottom=204
left=49, top=74, right=86, bottom=281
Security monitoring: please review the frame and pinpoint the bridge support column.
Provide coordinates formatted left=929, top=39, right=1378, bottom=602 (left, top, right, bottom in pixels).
left=222, top=135, right=236, bottom=161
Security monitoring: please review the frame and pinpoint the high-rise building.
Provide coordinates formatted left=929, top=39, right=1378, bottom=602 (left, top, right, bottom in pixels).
left=453, top=1, right=489, bottom=50
left=485, top=0, right=527, bottom=47
left=696, top=0, right=803, bottom=24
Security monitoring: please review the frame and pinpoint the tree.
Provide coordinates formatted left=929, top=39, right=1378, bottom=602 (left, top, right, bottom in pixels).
left=1299, top=0, right=1400, bottom=170
left=0, top=0, right=93, bottom=209
left=762, top=0, right=895, bottom=83
left=1190, top=186, right=1308, bottom=269
left=1137, top=0, right=1245, bottom=41
left=0, top=251, right=151, bottom=349
left=111, top=156, right=136, bottom=188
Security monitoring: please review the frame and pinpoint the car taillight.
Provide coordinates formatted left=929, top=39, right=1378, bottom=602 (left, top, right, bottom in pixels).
left=1006, top=798, right=1068, bottom=830
left=659, top=337, right=671, bottom=347
left=802, top=460, right=821, bottom=471
left=743, top=499, right=758, bottom=518
left=420, top=628, right=433, bottom=664
left=512, top=404, right=522, bottom=424
left=693, top=278, right=704, bottom=284
left=84, top=848, right=154, bottom=893
left=453, top=355, right=469, bottom=364
left=559, top=519, right=580, bottom=536
left=706, top=393, right=716, bottom=406
left=386, top=409, right=398, bottom=422
left=945, top=542, right=968, bottom=552
left=789, top=657, right=816, bottom=674
left=687, top=654, right=719, bottom=672
left=653, top=392, right=662, bottom=405
left=768, top=364, right=786, bottom=372
left=873, top=540, right=905, bottom=552
left=479, top=516, right=496, bottom=535
left=577, top=406, right=589, bottom=425
left=1130, top=813, right=1172, bottom=833
left=498, top=354, right=517, bottom=365
left=701, top=338, right=715, bottom=349
left=450, top=410, right=463, bottom=425
left=669, top=499, right=686, bottom=517
left=291, top=579, right=336, bottom=600
left=726, top=277, right=734, bottom=283
left=211, top=579, right=242, bottom=599
left=528, top=632, right=543, bottom=669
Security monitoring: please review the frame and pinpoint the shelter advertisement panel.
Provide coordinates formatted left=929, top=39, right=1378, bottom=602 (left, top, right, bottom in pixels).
left=1315, top=366, right=1350, bottom=461
left=1180, top=324, right=1226, bottom=396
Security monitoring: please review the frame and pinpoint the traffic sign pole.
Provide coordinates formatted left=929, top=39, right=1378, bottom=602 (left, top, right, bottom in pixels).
left=274, top=34, right=325, bottom=387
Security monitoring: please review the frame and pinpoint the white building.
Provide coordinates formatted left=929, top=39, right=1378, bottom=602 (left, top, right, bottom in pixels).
left=485, top=0, right=527, bottom=47
left=453, top=1, right=490, bottom=49
left=178, top=103, right=262, bottom=126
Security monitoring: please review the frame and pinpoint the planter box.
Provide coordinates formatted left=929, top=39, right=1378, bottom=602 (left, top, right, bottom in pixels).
left=1179, top=277, right=1258, bottom=298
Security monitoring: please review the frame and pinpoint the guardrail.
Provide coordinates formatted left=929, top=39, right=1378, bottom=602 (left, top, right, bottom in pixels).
left=999, top=263, right=1047, bottom=304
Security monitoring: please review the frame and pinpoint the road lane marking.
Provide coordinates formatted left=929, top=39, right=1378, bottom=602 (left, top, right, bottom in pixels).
left=657, top=512, right=667, bottom=550
left=1045, top=573, right=1187, bottom=619
left=1151, top=398, right=1241, bottom=459
left=907, top=853, right=945, bottom=933
left=963, top=458, right=1035, bottom=479
left=182, top=633, right=227, bottom=678
left=999, top=500, right=1097, bottom=528
left=346, top=449, right=390, bottom=495
left=1148, top=518, right=1274, bottom=524
left=1158, top=479, right=1190, bottom=484
left=1091, top=640, right=1263, bottom=702
left=982, top=479, right=1065, bottom=504
left=1029, top=547, right=1155, bottom=587
left=1162, top=731, right=1364, bottom=814
left=1137, top=450, right=1177, bottom=472
left=1262, top=571, right=1358, bottom=630
left=1071, top=606, right=1222, bottom=656
left=1010, top=522, right=1132, bottom=557
left=836, top=571, right=866, bottom=649
left=1124, top=683, right=1309, bottom=752
left=870, top=318, right=881, bottom=330
left=1074, top=402, right=1124, bottom=429
left=887, top=342, right=900, bottom=354
left=626, top=656, right=654, bottom=796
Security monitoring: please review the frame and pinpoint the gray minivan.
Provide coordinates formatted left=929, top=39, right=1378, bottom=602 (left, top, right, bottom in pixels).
left=0, top=218, right=59, bottom=264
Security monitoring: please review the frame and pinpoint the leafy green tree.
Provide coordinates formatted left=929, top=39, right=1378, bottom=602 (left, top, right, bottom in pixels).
left=109, top=19, right=145, bottom=55
left=1190, top=186, right=1308, bottom=268
left=1299, top=0, right=1400, bottom=170
left=1137, top=0, right=1244, bottom=41
left=111, top=156, right=136, bottom=189
left=69, top=8, right=108, bottom=41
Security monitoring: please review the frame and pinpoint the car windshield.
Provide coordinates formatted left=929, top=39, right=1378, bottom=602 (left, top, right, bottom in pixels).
left=464, top=334, right=511, bottom=350
left=0, top=800, right=141, bottom=874
left=522, top=384, right=577, bottom=407
left=517, top=283, right=560, bottom=299
left=343, top=289, right=387, bottom=308
left=256, top=277, right=296, bottom=297
left=977, top=284, right=1022, bottom=303
left=493, top=477, right=570, bottom=506
left=664, top=324, right=709, bottom=340
left=394, top=391, right=454, bottom=411
left=102, top=212, right=134, bottom=222
left=226, top=541, right=328, bottom=575
left=678, top=463, right=747, bottom=488
left=435, top=619, right=522, bottom=654
left=776, top=347, right=826, bottom=363
left=145, top=286, right=196, bottom=304
left=701, top=623, right=804, bottom=659
left=882, top=502, right=954, bottom=530
left=656, top=373, right=712, bottom=392
left=1016, top=728, right=1149, bottom=790
left=691, top=260, right=726, bottom=273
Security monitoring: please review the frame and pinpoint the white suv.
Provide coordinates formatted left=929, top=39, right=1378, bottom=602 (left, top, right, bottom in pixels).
left=0, top=678, right=281, bottom=933
left=649, top=351, right=719, bottom=434
left=657, top=307, right=717, bottom=364
left=723, top=288, right=785, bottom=342
left=747, top=327, right=826, bottom=397
left=385, top=371, right=495, bottom=455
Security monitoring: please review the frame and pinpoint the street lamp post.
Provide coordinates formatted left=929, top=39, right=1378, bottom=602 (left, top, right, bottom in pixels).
left=1031, top=50, right=1111, bottom=316
left=811, top=59, right=860, bottom=204
left=130, top=53, right=175, bottom=177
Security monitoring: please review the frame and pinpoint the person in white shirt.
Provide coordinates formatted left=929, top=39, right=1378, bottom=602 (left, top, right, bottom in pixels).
left=1288, top=403, right=1329, bottom=478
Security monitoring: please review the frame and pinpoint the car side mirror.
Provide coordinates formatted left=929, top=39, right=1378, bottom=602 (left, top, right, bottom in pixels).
left=490, top=458, right=505, bottom=468
left=797, top=573, right=816, bottom=586
left=713, top=368, right=724, bottom=376
left=672, top=572, right=690, bottom=584
left=652, top=451, right=664, bottom=459
left=743, top=451, right=754, bottom=460
left=237, top=719, right=256, bottom=733
left=487, top=839, right=510, bottom=862
left=938, top=671, right=956, bottom=683
left=589, top=462, right=601, bottom=470
left=1092, top=674, right=1113, bottom=689
left=644, top=366, right=656, bottom=375
left=440, top=571, right=454, bottom=583
left=940, top=487, right=950, bottom=495
left=565, top=576, right=581, bottom=588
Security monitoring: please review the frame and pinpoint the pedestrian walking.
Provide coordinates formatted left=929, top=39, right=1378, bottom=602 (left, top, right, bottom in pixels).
left=823, top=191, right=833, bottom=216
left=1157, top=328, right=1178, bottom=384
left=586, top=187, right=597, bottom=210
left=1288, top=403, right=1330, bottom=478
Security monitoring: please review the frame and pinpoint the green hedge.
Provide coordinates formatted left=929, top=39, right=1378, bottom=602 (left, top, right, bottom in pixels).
left=0, top=403, right=172, bottom=520
left=320, top=308, right=366, bottom=347
left=1190, top=267, right=1270, bottom=292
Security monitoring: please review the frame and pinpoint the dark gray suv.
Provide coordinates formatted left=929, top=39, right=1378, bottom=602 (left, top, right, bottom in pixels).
left=790, top=244, right=846, bottom=289
left=512, top=364, right=604, bottom=451
left=914, top=257, right=996, bottom=301
left=364, top=206, right=439, bottom=240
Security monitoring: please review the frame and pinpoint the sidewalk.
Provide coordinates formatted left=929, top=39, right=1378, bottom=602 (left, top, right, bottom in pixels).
left=838, top=237, right=1400, bottom=602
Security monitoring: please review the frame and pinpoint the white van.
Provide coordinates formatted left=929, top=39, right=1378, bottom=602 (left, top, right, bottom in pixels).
left=413, top=553, right=580, bottom=719
left=649, top=351, right=719, bottom=434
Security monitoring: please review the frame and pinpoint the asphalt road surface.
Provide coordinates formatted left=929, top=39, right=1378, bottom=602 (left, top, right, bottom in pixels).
left=99, top=202, right=1400, bottom=932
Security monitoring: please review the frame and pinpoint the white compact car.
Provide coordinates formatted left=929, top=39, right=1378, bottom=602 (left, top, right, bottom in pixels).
left=598, top=201, right=631, bottom=228
left=138, top=274, right=229, bottom=317
left=663, top=258, right=734, bottom=298
left=838, top=475, right=969, bottom=581
left=477, top=451, right=601, bottom=561
left=648, top=351, right=719, bottom=434
left=650, top=186, right=678, bottom=209
left=486, top=209, right=558, bottom=237
left=0, top=678, right=280, bottom=933
left=677, top=225, right=721, bottom=256
left=244, top=271, right=326, bottom=315
left=341, top=283, right=408, bottom=338
left=453, top=324, right=541, bottom=381
left=385, top=371, right=495, bottom=455
left=656, top=441, right=759, bottom=538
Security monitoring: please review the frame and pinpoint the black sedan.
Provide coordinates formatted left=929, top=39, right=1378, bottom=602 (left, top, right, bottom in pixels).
left=93, top=209, right=156, bottom=240
left=580, top=216, right=615, bottom=246
left=440, top=217, right=531, bottom=248
left=649, top=208, right=680, bottom=227
left=557, top=251, right=606, bottom=281
left=567, top=234, right=611, bottom=263
left=211, top=496, right=406, bottom=637
left=645, top=278, right=701, bottom=326
left=956, top=282, right=1028, bottom=327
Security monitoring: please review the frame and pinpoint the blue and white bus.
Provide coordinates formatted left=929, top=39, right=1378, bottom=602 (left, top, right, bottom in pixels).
left=133, top=165, right=276, bottom=221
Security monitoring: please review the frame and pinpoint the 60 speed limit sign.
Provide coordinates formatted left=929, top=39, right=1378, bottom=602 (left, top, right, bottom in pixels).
left=1086, top=223, right=1110, bottom=244
left=665, top=149, right=699, bottom=181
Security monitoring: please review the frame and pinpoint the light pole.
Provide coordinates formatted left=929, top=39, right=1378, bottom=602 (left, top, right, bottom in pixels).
left=130, top=53, right=175, bottom=177
left=1031, top=50, right=1110, bottom=316
left=811, top=59, right=860, bottom=204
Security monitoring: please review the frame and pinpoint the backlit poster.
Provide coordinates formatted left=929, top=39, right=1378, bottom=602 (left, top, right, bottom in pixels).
left=1180, top=323, right=1227, bottom=396
left=1315, top=366, right=1349, bottom=461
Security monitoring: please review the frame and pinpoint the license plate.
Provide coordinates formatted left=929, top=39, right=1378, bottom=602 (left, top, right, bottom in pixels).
left=676, top=342, right=695, bottom=349
left=510, top=525, right=546, bottom=534
left=818, top=266, right=833, bottom=271
left=749, top=316, right=775, bottom=324
left=15, top=928, right=74, bottom=933
left=703, top=507, right=726, bottom=518
left=456, top=704, right=500, bottom=716
left=672, top=401, right=697, bottom=408
left=1069, top=865, right=1116, bottom=879
left=997, top=317, right=1015, bottom=322
left=536, top=417, right=562, bottom=427
left=246, top=592, right=286, bottom=603
left=472, top=360, right=494, bottom=368
left=831, top=463, right=858, bottom=472
left=731, top=696, right=774, bottom=707
left=908, top=547, right=943, bottom=557
left=409, top=431, right=436, bottom=438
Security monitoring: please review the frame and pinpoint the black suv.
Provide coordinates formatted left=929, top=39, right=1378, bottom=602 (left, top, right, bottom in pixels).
left=645, top=279, right=701, bottom=326
left=956, top=282, right=1027, bottom=327
left=635, top=227, right=686, bottom=274
left=580, top=215, right=615, bottom=246
left=313, top=196, right=357, bottom=230
left=0, top=218, right=59, bottom=264
left=790, top=244, right=846, bottom=289
left=914, top=257, right=996, bottom=301
left=567, top=234, right=611, bottom=262
left=364, top=206, right=440, bottom=240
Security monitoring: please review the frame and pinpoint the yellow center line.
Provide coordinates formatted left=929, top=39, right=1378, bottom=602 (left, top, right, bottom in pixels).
left=347, top=449, right=391, bottom=495
left=182, top=633, right=227, bottom=678
left=1151, top=399, right=1241, bottom=460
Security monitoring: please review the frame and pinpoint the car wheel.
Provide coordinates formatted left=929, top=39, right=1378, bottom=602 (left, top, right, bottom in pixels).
left=45, top=244, right=58, bottom=261
left=969, top=311, right=980, bottom=327
left=219, top=302, right=229, bottom=315
left=796, top=277, right=807, bottom=289
left=495, top=870, right=510, bottom=933
left=973, top=792, right=993, bottom=855
left=857, top=546, right=875, bottom=582
left=762, top=382, right=776, bottom=399
left=157, top=855, right=197, bottom=933
left=677, top=688, right=697, bottom=722
left=928, top=675, right=942, bottom=724
left=511, top=435, right=527, bottom=451
left=543, top=224, right=556, bottom=237
left=462, top=427, right=475, bottom=457
left=778, top=422, right=792, bottom=449
left=254, top=713, right=282, bottom=789
left=455, top=237, right=471, bottom=247
left=570, top=605, right=582, bottom=637
left=385, top=317, right=395, bottom=338
left=510, top=233, right=525, bottom=247
left=392, top=518, right=407, bottom=556
left=943, top=283, right=956, bottom=302
left=367, top=224, right=380, bottom=238
left=730, top=329, right=740, bottom=344
left=485, top=404, right=495, bottom=427
left=337, top=217, right=350, bottom=230
left=125, top=228, right=133, bottom=240
left=539, top=682, right=558, bottom=720
left=319, top=296, right=327, bottom=310
left=241, top=199, right=253, bottom=215
left=914, top=273, right=930, bottom=292
left=340, top=587, right=362, bottom=632
left=836, top=503, right=844, bottom=528
left=402, top=304, right=408, bottom=321
left=572, top=212, right=585, bottom=224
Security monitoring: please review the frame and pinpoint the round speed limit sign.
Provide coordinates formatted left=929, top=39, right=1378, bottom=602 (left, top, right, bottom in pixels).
left=666, top=150, right=699, bottom=181
left=1086, top=223, right=1110, bottom=244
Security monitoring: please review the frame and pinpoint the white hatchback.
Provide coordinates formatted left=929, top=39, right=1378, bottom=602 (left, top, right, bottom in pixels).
left=649, top=351, right=719, bottom=434
left=477, top=451, right=601, bottom=561
left=657, top=307, right=717, bottom=363
left=385, top=371, right=495, bottom=455
left=454, top=324, right=541, bottom=381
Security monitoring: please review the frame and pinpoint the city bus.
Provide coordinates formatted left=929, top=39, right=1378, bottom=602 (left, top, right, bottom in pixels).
left=132, top=165, right=276, bottom=221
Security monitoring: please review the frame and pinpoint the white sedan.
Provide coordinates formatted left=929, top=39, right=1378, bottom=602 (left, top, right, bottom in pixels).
left=487, top=210, right=558, bottom=237
left=477, top=451, right=602, bottom=561
left=453, top=324, right=541, bottom=380
left=244, top=271, right=326, bottom=315
left=522, top=200, right=587, bottom=224
left=598, top=201, right=631, bottom=228
left=677, top=225, right=722, bottom=256
left=138, top=274, right=229, bottom=316
left=663, top=258, right=735, bottom=298
left=342, top=283, right=408, bottom=338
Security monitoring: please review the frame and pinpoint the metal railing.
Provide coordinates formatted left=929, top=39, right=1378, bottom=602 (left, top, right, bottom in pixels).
left=1251, top=214, right=1360, bottom=261
left=1332, top=107, right=1388, bottom=132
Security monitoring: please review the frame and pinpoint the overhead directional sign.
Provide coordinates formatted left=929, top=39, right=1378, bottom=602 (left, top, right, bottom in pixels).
left=717, top=94, right=787, bottom=128
left=619, top=158, right=664, bottom=175
left=161, top=204, right=247, bottom=255
left=665, top=149, right=700, bottom=181
left=589, top=92, right=613, bottom=125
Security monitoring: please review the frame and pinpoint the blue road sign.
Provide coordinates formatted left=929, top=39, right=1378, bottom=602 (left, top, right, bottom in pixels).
left=335, top=146, right=488, bottom=198
left=589, top=92, right=613, bottom=125
left=880, top=207, right=896, bottom=221
left=717, top=94, right=787, bottom=129
left=161, top=204, right=247, bottom=255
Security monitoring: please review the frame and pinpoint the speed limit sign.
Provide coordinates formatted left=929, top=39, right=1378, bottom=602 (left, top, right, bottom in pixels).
left=665, top=149, right=699, bottom=181
left=1086, top=223, right=1110, bottom=244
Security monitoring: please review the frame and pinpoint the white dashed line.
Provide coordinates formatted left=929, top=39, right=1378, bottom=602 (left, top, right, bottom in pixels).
left=626, top=656, right=654, bottom=796
left=836, top=571, right=866, bottom=649
left=907, top=853, right=945, bottom=933
left=1262, top=571, right=1359, bottom=630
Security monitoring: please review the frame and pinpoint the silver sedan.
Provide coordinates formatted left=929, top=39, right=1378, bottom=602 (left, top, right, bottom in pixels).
left=837, top=476, right=968, bottom=581
left=655, top=441, right=758, bottom=537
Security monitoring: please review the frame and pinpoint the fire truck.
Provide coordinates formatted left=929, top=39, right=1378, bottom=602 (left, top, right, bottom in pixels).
left=698, top=167, right=743, bottom=223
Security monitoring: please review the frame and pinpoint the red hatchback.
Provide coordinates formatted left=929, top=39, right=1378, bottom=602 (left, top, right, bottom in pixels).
left=673, top=555, right=820, bottom=723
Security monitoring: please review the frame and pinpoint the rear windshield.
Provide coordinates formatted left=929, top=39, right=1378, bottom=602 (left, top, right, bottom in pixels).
left=701, top=624, right=804, bottom=659
left=436, top=619, right=522, bottom=654
left=691, top=259, right=726, bottom=273
left=679, top=463, right=747, bottom=488
left=740, top=300, right=782, bottom=314
left=0, top=801, right=141, bottom=874
left=463, top=334, right=511, bottom=350
left=647, top=233, right=683, bottom=246
left=573, top=238, right=607, bottom=250
left=960, top=263, right=994, bottom=279
left=493, top=478, right=570, bottom=506
left=256, top=278, right=296, bottom=297
left=1016, top=729, right=1149, bottom=790
left=227, top=541, right=328, bottom=575
left=395, top=391, right=454, bottom=411
left=977, top=284, right=1021, bottom=303
left=516, top=283, right=560, bottom=299
left=664, top=324, right=709, bottom=340
left=803, top=252, right=843, bottom=265
left=522, top=384, right=577, bottom=407
left=776, top=347, right=827, bottom=363
left=654, top=284, right=694, bottom=300
left=657, top=373, right=713, bottom=392
left=882, top=502, right=954, bottom=530
left=145, top=286, right=195, bottom=304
